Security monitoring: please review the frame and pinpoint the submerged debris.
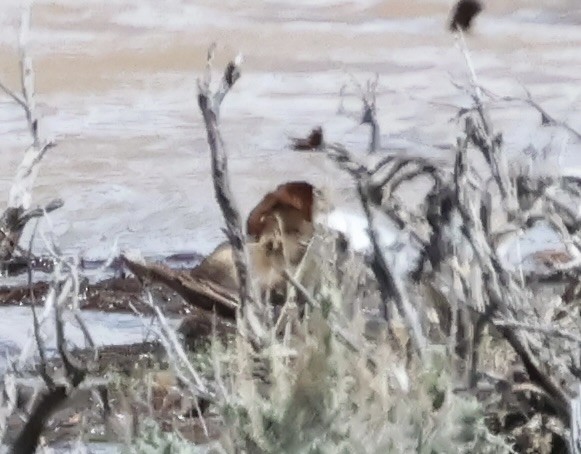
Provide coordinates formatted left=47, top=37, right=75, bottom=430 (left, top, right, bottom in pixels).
left=290, top=126, right=324, bottom=151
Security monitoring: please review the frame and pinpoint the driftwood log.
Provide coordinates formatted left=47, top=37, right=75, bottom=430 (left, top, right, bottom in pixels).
left=121, top=255, right=238, bottom=319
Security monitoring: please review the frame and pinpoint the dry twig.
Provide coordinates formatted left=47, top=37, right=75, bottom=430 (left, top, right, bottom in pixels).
left=11, top=262, right=90, bottom=454
left=196, top=46, right=268, bottom=347
left=0, top=7, right=61, bottom=267
left=337, top=73, right=381, bottom=153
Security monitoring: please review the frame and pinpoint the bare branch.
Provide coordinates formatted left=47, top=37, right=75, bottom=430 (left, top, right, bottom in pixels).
left=12, top=260, right=90, bottom=454
left=18, top=7, right=39, bottom=146
left=571, top=383, right=581, bottom=454
left=481, top=85, right=581, bottom=141
left=27, top=219, right=54, bottom=389
left=336, top=72, right=381, bottom=153
left=0, top=80, right=27, bottom=111
left=0, top=8, right=61, bottom=264
left=492, top=319, right=581, bottom=345
left=17, top=198, right=64, bottom=229
left=283, top=269, right=317, bottom=309
left=143, top=292, right=214, bottom=437
left=196, top=48, right=255, bottom=314
left=356, top=178, right=426, bottom=358
left=54, top=304, right=86, bottom=388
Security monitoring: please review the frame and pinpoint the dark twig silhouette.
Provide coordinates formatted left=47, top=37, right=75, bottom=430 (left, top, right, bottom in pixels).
left=11, top=280, right=89, bottom=454
left=290, top=126, right=324, bottom=151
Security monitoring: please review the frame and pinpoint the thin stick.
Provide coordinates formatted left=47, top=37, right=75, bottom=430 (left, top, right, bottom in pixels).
left=196, top=49, right=255, bottom=312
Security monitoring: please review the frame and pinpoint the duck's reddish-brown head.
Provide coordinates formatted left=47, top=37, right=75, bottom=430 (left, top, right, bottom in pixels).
left=246, top=181, right=315, bottom=240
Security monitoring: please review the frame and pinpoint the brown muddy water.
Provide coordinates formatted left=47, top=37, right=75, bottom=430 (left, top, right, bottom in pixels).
left=0, top=0, right=580, bottom=260
left=0, top=0, right=580, bottom=447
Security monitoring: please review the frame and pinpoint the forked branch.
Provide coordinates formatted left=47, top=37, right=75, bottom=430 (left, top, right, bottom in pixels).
left=196, top=45, right=253, bottom=312
left=11, top=265, right=89, bottom=454
left=196, top=47, right=269, bottom=348
left=0, top=7, right=60, bottom=266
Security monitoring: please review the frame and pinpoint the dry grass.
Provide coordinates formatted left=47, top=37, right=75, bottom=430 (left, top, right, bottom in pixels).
left=206, top=235, right=512, bottom=454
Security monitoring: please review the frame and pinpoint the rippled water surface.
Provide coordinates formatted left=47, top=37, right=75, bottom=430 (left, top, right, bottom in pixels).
left=0, top=306, right=180, bottom=374
left=0, top=0, right=579, bottom=260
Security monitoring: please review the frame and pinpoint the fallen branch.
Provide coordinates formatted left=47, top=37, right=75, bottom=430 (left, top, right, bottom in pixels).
left=121, top=255, right=238, bottom=318
left=492, top=319, right=581, bottom=346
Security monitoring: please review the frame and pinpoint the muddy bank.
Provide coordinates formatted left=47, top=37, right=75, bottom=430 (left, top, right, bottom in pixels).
left=0, top=253, right=209, bottom=315
left=0, top=276, right=192, bottom=315
left=33, top=314, right=235, bottom=376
